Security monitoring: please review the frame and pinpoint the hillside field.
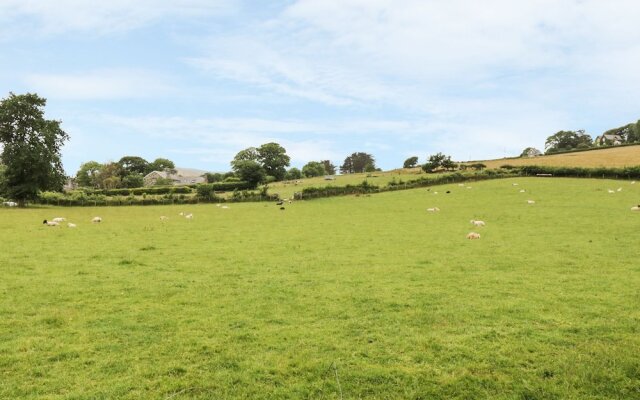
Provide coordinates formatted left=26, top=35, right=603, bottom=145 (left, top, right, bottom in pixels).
left=1, top=178, right=639, bottom=399
left=468, top=145, right=640, bottom=169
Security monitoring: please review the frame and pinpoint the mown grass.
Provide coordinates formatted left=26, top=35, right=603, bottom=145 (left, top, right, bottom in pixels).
left=1, top=178, right=639, bottom=399
left=468, top=144, right=640, bottom=169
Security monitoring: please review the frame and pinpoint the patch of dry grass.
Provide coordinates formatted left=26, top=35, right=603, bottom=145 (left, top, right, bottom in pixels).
left=469, top=145, right=640, bottom=169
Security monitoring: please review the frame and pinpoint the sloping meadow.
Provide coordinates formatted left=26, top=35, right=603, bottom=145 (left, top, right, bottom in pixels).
left=0, top=178, right=638, bottom=399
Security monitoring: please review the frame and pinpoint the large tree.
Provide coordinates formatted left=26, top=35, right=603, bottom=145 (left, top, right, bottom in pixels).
left=302, top=161, right=326, bottom=178
left=257, top=142, right=290, bottom=181
left=545, top=130, right=592, bottom=154
left=403, top=156, right=419, bottom=168
left=340, top=152, right=375, bottom=174
left=148, top=158, right=175, bottom=174
left=321, top=160, right=336, bottom=175
left=117, top=156, right=149, bottom=177
left=422, top=152, right=456, bottom=173
left=232, top=160, right=266, bottom=188
left=75, top=161, right=104, bottom=188
left=0, top=93, right=68, bottom=206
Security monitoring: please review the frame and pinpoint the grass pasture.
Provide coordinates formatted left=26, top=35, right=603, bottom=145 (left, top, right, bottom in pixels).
left=1, top=178, right=640, bottom=399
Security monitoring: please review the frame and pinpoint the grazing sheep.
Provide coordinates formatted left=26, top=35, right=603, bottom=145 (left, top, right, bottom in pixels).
left=433, top=191, right=438, bottom=195
left=470, top=219, right=485, bottom=227
left=179, top=212, right=184, bottom=216
left=185, top=213, right=193, bottom=220
left=608, top=189, right=615, bottom=193
left=67, top=223, right=77, bottom=228
left=617, top=187, right=622, bottom=192
left=519, top=189, right=526, bottom=193
left=92, top=216, right=102, bottom=223
left=221, top=205, right=229, bottom=209
left=216, top=204, right=221, bottom=207
left=527, top=200, right=535, bottom=204
left=466, top=232, right=481, bottom=240
left=42, top=219, right=59, bottom=226
left=466, top=186, right=472, bottom=189
left=52, top=217, right=66, bottom=222
left=427, top=207, right=440, bottom=212
left=2, top=201, right=17, bottom=207
left=458, top=184, right=465, bottom=187
left=160, top=216, right=168, bottom=221
left=512, top=183, right=519, bottom=186
left=631, top=181, right=636, bottom=185
left=631, top=205, right=640, bottom=211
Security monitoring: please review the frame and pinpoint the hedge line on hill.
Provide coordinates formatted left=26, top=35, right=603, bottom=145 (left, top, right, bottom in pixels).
left=81, top=181, right=253, bottom=196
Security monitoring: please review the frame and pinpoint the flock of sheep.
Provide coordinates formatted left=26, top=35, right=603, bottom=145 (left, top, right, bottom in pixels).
left=42, top=216, right=101, bottom=228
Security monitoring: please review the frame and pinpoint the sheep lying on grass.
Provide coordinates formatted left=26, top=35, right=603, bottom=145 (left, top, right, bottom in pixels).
left=185, top=213, right=193, bottom=220
left=42, top=220, right=59, bottom=226
left=466, top=232, right=481, bottom=240
left=527, top=200, right=536, bottom=204
left=67, top=223, right=77, bottom=228
left=631, top=206, right=640, bottom=211
left=427, top=207, right=440, bottom=212
left=470, top=219, right=485, bottom=227
left=92, top=217, right=102, bottom=223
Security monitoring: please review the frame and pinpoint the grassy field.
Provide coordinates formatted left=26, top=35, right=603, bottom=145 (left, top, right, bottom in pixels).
left=1, top=177, right=639, bottom=399
left=467, top=145, right=640, bottom=169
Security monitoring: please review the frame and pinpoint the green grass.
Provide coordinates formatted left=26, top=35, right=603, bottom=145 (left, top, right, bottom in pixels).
left=1, top=178, right=639, bottom=399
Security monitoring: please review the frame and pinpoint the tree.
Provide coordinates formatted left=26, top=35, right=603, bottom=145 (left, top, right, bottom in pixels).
left=545, top=130, right=592, bottom=154
left=122, top=173, right=144, bottom=188
left=231, top=147, right=259, bottom=170
left=204, top=172, right=224, bottom=183
left=321, top=160, right=336, bottom=175
left=117, top=156, right=149, bottom=178
left=75, top=161, right=104, bottom=188
left=285, top=167, right=302, bottom=180
left=257, top=142, right=290, bottom=181
left=95, top=162, right=121, bottom=189
left=0, top=93, right=69, bottom=206
left=520, top=147, right=542, bottom=157
left=403, top=156, right=419, bottom=168
left=302, top=161, right=326, bottom=178
left=148, top=158, right=175, bottom=174
left=0, top=163, right=7, bottom=198
left=340, top=152, right=375, bottom=174
left=422, top=152, right=455, bottom=173
left=232, top=160, right=266, bottom=188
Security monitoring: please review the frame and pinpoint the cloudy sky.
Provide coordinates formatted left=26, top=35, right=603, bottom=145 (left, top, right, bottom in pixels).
left=1, top=0, right=639, bottom=174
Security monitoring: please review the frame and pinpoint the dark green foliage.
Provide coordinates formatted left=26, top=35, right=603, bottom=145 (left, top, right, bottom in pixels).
left=257, top=142, right=290, bottom=181
left=340, top=152, right=376, bottom=174
left=122, top=173, right=144, bottom=188
left=545, top=130, right=593, bottom=154
left=232, top=160, right=266, bottom=188
left=403, top=156, right=419, bottom=168
left=0, top=92, right=69, bottom=205
left=204, top=172, right=224, bottom=183
left=285, top=167, right=302, bottom=180
left=148, top=158, right=175, bottom=174
left=117, top=156, right=149, bottom=177
left=469, top=163, right=487, bottom=170
left=321, top=160, right=337, bottom=175
left=422, top=152, right=456, bottom=173
left=0, top=163, right=7, bottom=197
left=302, top=161, right=325, bottom=177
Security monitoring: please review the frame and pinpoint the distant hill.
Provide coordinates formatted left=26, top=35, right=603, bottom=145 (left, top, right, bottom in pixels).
left=469, top=144, right=640, bottom=169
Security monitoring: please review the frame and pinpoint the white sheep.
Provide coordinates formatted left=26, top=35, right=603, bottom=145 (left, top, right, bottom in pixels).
left=527, top=200, right=535, bottom=204
left=512, top=183, right=519, bottom=186
left=216, top=204, right=221, bottom=207
left=470, top=219, right=486, bottom=227
left=185, top=213, right=193, bottom=220
left=52, top=217, right=66, bottom=222
left=466, top=186, right=472, bottom=189
left=178, top=212, right=184, bottom=216
left=221, top=206, right=229, bottom=209
left=2, top=201, right=17, bottom=207
left=617, top=187, right=622, bottom=192
left=42, top=219, right=59, bottom=226
left=631, top=181, right=636, bottom=185
left=67, top=223, right=77, bottom=228
left=608, top=189, right=615, bottom=193
left=519, top=189, right=526, bottom=193
left=427, top=207, right=440, bottom=212
left=631, top=206, right=640, bottom=211
left=92, top=216, right=102, bottom=223
left=466, top=232, right=481, bottom=240
left=458, top=183, right=465, bottom=187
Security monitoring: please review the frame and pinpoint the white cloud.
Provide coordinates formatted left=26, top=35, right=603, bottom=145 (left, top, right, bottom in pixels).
left=0, top=0, right=235, bottom=37
left=24, top=69, right=175, bottom=100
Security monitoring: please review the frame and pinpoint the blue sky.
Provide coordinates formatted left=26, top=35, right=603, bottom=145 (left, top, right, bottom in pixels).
left=1, top=0, right=639, bottom=174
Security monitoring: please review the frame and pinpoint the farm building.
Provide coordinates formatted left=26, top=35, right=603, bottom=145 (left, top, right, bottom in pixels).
left=143, top=168, right=207, bottom=186
left=594, top=134, right=623, bottom=146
